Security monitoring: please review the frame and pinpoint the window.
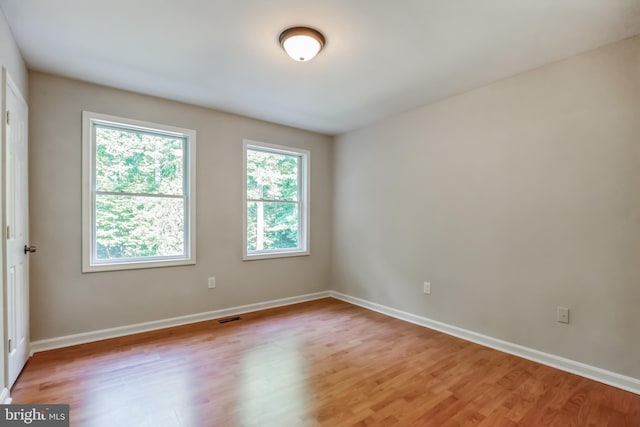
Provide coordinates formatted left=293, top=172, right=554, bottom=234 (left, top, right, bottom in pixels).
left=82, top=111, right=196, bottom=272
left=243, top=140, right=309, bottom=260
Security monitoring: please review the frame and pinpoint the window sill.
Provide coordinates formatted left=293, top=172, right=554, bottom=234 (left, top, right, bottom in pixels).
left=243, top=250, right=310, bottom=261
left=82, top=258, right=196, bottom=273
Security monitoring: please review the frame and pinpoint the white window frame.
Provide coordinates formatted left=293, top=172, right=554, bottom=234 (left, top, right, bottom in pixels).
left=243, top=139, right=310, bottom=260
left=82, top=111, right=196, bottom=272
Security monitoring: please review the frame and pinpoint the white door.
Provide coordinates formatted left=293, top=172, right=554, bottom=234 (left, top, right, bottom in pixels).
left=4, top=71, right=30, bottom=387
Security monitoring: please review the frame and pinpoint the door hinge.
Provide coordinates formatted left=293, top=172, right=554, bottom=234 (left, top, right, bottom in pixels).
left=5, top=226, right=9, bottom=240
left=5, top=111, right=9, bottom=125
left=7, top=339, right=11, bottom=351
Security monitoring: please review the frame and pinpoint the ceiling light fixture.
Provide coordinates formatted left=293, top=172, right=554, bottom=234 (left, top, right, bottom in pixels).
left=279, top=27, right=325, bottom=62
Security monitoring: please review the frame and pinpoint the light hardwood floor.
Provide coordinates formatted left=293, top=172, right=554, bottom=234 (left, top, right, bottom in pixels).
left=11, top=298, right=640, bottom=426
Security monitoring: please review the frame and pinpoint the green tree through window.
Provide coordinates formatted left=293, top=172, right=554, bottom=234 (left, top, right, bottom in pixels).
left=244, top=141, right=309, bottom=259
left=95, top=126, right=186, bottom=259
left=83, top=111, right=196, bottom=272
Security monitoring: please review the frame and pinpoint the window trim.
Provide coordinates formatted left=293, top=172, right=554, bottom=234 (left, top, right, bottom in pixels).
left=243, top=139, right=310, bottom=261
left=82, top=111, right=197, bottom=272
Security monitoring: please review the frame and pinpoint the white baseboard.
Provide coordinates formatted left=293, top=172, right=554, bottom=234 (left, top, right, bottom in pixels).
left=31, top=291, right=331, bottom=353
left=0, top=387, right=11, bottom=404
left=29, top=289, right=640, bottom=395
left=329, top=291, right=640, bottom=395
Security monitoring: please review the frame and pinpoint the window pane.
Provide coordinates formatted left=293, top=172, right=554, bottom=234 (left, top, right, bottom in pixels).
left=246, top=149, right=298, bottom=201
left=95, top=194, right=185, bottom=260
left=247, top=201, right=299, bottom=251
left=95, top=125, right=184, bottom=195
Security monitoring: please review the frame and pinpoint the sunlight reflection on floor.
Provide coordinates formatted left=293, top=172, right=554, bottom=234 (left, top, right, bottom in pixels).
left=80, top=350, right=189, bottom=427
left=238, top=337, right=309, bottom=426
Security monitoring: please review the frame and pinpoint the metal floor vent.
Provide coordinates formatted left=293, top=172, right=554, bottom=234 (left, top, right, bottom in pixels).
left=217, top=316, right=242, bottom=324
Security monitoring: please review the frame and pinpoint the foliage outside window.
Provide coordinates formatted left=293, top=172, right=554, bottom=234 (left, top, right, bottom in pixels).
left=82, top=112, right=196, bottom=272
left=243, top=140, right=309, bottom=260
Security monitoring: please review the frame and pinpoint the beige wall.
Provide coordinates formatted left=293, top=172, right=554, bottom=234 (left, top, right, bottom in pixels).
left=0, top=9, right=28, bottom=96
left=332, top=35, right=640, bottom=379
left=28, top=72, right=332, bottom=341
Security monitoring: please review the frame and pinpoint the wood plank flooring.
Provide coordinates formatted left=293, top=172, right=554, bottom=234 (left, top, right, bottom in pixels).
left=11, top=298, right=640, bottom=426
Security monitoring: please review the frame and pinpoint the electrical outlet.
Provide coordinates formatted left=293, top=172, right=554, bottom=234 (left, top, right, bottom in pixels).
left=423, top=281, right=431, bottom=295
left=557, top=306, right=569, bottom=324
left=208, top=277, right=216, bottom=289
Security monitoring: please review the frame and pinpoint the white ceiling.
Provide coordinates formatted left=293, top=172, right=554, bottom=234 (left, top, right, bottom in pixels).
left=1, top=1, right=639, bottom=135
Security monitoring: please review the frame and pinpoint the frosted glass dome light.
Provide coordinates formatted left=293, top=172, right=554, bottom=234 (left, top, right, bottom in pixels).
left=279, top=27, right=325, bottom=62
